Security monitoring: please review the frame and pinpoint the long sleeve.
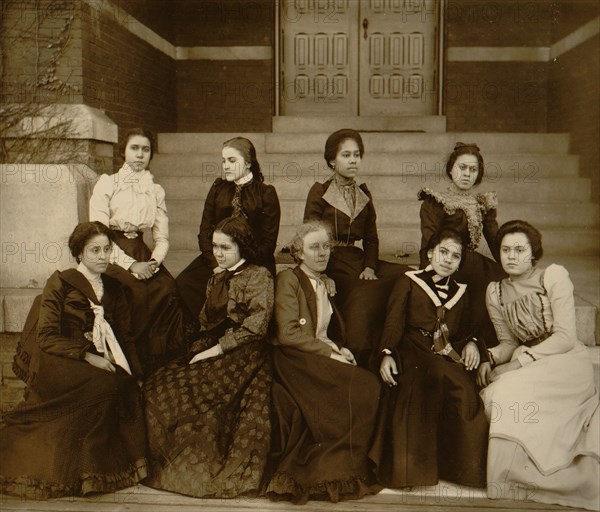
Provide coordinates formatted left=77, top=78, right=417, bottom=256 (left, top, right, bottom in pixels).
left=482, top=208, right=499, bottom=261
left=255, top=184, right=281, bottom=263
left=517, top=265, right=578, bottom=366
left=150, top=184, right=169, bottom=265
left=303, top=182, right=325, bottom=221
left=37, top=273, right=92, bottom=360
left=89, top=174, right=136, bottom=270
left=486, top=282, right=519, bottom=365
left=378, top=276, right=411, bottom=353
left=361, top=185, right=379, bottom=270
left=273, top=271, right=334, bottom=357
left=419, top=198, right=444, bottom=268
left=109, top=284, right=143, bottom=376
left=198, top=180, right=219, bottom=268
left=218, top=267, right=274, bottom=353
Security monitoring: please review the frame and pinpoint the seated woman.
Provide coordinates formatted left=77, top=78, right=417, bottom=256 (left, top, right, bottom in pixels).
left=266, top=221, right=382, bottom=504
left=176, top=136, right=280, bottom=318
left=371, top=227, right=489, bottom=489
left=478, top=220, right=599, bottom=511
left=143, top=216, right=274, bottom=499
left=1, top=222, right=147, bottom=498
left=304, top=129, right=408, bottom=361
left=418, top=142, right=506, bottom=349
left=89, top=128, right=185, bottom=372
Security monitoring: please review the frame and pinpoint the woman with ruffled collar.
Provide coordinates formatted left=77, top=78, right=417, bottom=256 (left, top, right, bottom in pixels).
left=89, top=128, right=185, bottom=373
left=418, top=142, right=506, bottom=350
left=304, top=129, right=409, bottom=364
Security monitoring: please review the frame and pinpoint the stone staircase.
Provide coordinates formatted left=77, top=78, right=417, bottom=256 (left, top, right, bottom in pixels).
left=1, top=117, right=598, bottom=412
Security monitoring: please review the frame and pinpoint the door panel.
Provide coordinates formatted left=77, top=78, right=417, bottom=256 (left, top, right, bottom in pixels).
left=280, top=0, right=438, bottom=116
left=280, top=0, right=359, bottom=115
left=359, top=0, right=438, bottom=115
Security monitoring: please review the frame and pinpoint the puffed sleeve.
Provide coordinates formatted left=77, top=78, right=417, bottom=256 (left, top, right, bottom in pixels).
left=480, top=192, right=500, bottom=261
left=486, top=281, right=519, bottom=365
left=198, top=179, right=220, bottom=268
left=419, top=195, right=445, bottom=268
left=303, top=182, right=326, bottom=221
left=89, top=174, right=112, bottom=227
left=273, top=270, right=334, bottom=356
left=378, top=275, right=411, bottom=354
left=89, top=174, right=136, bottom=270
left=150, top=184, right=169, bottom=265
left=218, top=267, right=274, bottom=352
left=517, top=265, right=578, bottom=366
left=37, top=272, right=92, bottom=360
left=255, top=184, right=281, bottom=262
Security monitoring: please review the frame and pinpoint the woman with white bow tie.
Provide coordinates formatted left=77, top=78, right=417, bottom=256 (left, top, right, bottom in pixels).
left=1, top=222, right=148, bottom=499
left=89, top=128, right=185, bottom=373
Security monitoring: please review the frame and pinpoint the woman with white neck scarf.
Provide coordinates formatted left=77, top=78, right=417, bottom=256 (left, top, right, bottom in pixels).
left=1, top=222, right=148, bottom=498
left=89, top=128, right=185, bottom=373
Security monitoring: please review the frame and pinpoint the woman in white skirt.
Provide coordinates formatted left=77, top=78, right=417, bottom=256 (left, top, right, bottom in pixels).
left=478, top=220, right=599, bottom=511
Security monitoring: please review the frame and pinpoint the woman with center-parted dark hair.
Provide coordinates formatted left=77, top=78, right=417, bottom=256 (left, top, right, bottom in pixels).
left=1, top=221, right=148, bottom=499
left=175, top=136, right=281, bottom=319
left=143, top=216, right=274, bottom=499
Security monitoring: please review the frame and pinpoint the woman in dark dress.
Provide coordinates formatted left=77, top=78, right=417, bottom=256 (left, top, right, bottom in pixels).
left=266, top=221, right=382, bottom=504
left=176, top=137, right=281, bottom=317
left=1, top=222, right=148, bottom=498
left=143, top=216, right=274, bottom=499
left=89, top=128, right=185, bottom=373
left=304, top=129, right=408, bottom=361
left=418, top=142, right=505, bottom=348
left=370, top=227, right=489, bottom=489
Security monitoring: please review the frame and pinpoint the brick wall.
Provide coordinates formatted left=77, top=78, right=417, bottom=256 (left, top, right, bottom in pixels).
left=172, top=0, right=274, bottom=132
left=548, top=35, right=600, bottom=202
left=80, top=0, right=177, bottom=153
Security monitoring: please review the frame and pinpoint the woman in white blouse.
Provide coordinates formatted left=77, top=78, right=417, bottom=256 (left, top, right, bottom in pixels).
left=89, top=128, right=185, bottom=373
left=478, top=220, right=599, bottom=511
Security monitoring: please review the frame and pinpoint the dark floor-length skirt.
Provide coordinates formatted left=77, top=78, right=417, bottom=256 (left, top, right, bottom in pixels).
left=369, top=339, right=488, bottom=488
left=0, top=351, right=148, bottom=498
left=107, top=232, right=186, bottom=372
left=142, top=338, right=272, bottom=498
left=266, top=347, right=382, bottom=504
left=326, top=247, right=409, bottom=363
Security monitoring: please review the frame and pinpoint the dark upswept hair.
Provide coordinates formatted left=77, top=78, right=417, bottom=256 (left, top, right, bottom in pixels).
left=445, top=142, right=484, bottom=186
left=214, top=216, right=257, bottom=262
left=496, top=220, right=543, bottom=265
left=426, top=226, right=468, bottom=270
left=68, top=221, right=114, bottom=262
left=287, top=220, right=333, bottom=264
left=119, top=127, right=155, bottom=161
left=324, top=128, right=365, bottom=169
left=223, top=137, right=264, bottom=182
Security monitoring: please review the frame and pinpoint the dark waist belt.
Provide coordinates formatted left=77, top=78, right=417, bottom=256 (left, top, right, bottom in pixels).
left=523, top=332, right=551, bottom=347
left=111, top=229, right=143, bottom=239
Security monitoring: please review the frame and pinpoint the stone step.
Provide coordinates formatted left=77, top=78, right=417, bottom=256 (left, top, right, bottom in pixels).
left=150, top=152, right=581, bottom=180
left=272, top=115, right=448, bottom=133
left=166, top=198, right=599, bottom=230
left=168, top=223, right=599, bottom=257
left=158, top=132, right=570, bottom=155
left=156, top=175, right=591, bottom=203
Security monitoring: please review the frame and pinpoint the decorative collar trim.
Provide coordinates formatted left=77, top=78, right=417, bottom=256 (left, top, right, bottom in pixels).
left=406, top=269, right=466, bottom=310
left=322, top=179, right=370, bottom=220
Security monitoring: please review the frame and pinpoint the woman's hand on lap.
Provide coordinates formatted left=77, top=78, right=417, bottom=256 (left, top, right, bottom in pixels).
left=489, top=359, right=522, bottom=382
left=130, top=261, right=155, bottom=279
left=330, top=352, right=352, bottom=365
left=461, top=341, right=480, bottom=370
left=380, top=355, right=398, bottom=386
left=359, top=267, right=377, bottom=280
left=340, top=347, right=357, bottom=366
left=189, top=344, right=224, bottom=365
left=477, top=362, right=491, bottom=387
left=85, top=352, right=116, bottom=373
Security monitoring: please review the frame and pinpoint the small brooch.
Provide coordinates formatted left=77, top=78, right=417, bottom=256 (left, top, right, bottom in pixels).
left=299, top=318, right=307, bottom=326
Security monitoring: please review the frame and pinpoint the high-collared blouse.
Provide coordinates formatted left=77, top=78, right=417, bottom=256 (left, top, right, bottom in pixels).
left=486, top=264, right=582, bottom=368
left=418, top=187, right=498, bottom=267
left=90, top=165, right=169, bottom=268
left=304, top=178, right=379, bottom=269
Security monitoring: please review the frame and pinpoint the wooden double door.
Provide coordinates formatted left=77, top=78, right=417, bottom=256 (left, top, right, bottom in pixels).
left=280, top=0, right=440, bottom=116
